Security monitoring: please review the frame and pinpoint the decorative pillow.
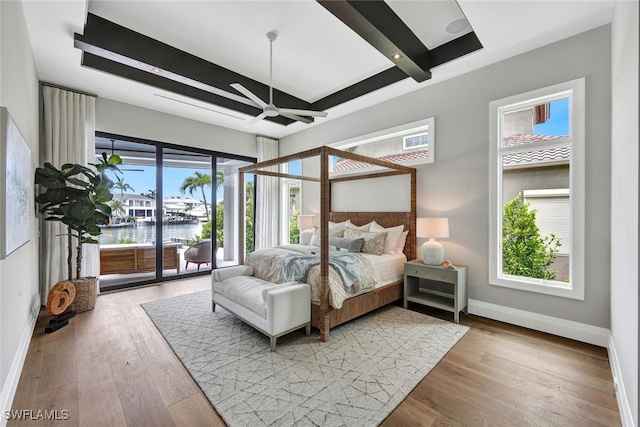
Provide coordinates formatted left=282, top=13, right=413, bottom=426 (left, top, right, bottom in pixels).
left=328, top=221, right=346, bottom=237
left=395, top=230, right=409, bottom=254
left=344, top=228, right=387, bottom=255
left=345, top=219, right=373, bottom=232
left=370, top=221, right=405, bottom=255
left=309, top=226, right=344, bottom=246
left=328, top=236, right=364, bottom=253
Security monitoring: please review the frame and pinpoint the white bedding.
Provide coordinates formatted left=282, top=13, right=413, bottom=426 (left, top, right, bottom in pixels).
left=361, top=252, right=407, bottom=288
left=245, top=244, right=406, bottom=309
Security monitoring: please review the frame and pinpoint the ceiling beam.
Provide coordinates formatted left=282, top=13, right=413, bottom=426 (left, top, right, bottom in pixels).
left=74, top=13, right=311, bottom=125
left=317, top=0, right=432, bottom=82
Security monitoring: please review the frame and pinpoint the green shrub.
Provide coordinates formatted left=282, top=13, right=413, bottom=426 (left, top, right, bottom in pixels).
left=502, top=193, right=561, bottom=280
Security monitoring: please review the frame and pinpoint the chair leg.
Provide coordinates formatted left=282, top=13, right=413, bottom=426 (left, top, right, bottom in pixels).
left=185, top=261, right=189, bottom=269
left=212, top=302, right=216, bottom=312
left=197, top=264, right=201, bottom=271
left=270, top=336, right=276, bottom=352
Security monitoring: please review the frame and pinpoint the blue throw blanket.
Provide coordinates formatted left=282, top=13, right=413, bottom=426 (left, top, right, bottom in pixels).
left=282, top=252, right=363, bottom=289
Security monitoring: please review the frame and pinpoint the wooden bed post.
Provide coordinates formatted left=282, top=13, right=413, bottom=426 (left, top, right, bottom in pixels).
left=319, top=147, right=331, bottom=341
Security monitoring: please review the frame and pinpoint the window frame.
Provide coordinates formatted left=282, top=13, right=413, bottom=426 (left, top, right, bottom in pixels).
left=488, top=78, right=585, bottom=299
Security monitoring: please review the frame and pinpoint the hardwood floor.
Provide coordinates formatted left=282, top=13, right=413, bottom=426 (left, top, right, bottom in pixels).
left=9, top=277, right=621, bottom=426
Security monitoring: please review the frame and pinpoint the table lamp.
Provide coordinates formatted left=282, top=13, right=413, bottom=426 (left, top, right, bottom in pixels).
left=416, top=217, right=449, bottom=265
left=297, top=215, right=315, bottom=232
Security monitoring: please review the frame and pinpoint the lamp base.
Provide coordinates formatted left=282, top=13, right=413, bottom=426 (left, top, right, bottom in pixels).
left=422, top=239, right=444, bottom=265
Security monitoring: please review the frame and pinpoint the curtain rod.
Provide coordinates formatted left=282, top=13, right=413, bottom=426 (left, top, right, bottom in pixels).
left=40, top=82, right=98, bottom=98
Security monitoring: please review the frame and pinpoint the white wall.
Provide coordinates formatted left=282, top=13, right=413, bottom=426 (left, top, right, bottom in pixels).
left=610, top=1, right=638, bottom=425
left=0, top=0, right=41, bottom=420
left=281, top=26, right=613, bottom=328
left=96, top=98, right=257, bottom=157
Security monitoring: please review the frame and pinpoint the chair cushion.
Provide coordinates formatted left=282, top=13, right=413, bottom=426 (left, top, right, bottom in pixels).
left=215, top=276, right=272, bottom=318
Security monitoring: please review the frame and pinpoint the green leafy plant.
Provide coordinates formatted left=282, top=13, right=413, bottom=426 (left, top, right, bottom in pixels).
left=502, top=193, right=561, bottom=280
left=289, top=209, right=300, bottom=244
left=35, top=153, right=122, bottom=281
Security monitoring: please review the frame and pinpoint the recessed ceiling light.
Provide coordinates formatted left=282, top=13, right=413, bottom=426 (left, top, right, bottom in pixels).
left=151, top=67, right=162, bottom=74
left=446, top=18, right=469, bottom=34
left=392, top=53, right=402, bottom=61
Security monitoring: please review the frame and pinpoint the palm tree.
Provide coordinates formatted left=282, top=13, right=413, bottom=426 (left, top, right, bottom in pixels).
left=113, top=177, right=135, bottom=198
left=216, top=170, right=224, bottom=192
left=180, top=171, right=212, bottom=219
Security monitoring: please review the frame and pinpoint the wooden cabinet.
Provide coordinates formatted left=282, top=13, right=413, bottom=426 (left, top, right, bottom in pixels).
left=99, top=244, right=180, bottom=275
left=403, top=260, right=468, bottom=323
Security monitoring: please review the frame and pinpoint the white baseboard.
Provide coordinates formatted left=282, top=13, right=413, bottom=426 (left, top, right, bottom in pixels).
left=0, top=298, right=41, bottom=427
left=468, top=299, right=610, bottom=347
left=607, top=333, right=636, bottom=427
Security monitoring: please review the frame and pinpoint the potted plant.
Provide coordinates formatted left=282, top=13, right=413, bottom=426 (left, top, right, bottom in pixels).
left=35, top=152, right=122, bottom=311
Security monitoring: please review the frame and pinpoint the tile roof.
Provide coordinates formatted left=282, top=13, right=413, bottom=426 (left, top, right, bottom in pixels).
left=332, top=149, right=429, bottom=171
left=502, top=134, right=570, bottom=167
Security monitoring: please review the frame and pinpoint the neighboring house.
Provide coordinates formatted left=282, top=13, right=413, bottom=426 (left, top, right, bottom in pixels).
left=113, top=193, right=156, bottom=218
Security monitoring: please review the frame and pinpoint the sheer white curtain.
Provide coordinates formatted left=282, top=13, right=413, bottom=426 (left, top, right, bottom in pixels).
left=40, top=86, right=97, bottom=303
left=255, top=136, right=279, bottom=250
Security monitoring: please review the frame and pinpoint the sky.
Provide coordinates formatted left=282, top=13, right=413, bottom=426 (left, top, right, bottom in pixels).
left=115, top=166, right=223, bottom=203
left=533, top=98, right=569, bottom=136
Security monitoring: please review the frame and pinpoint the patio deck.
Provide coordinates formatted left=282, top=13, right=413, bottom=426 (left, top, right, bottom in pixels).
left=98, top=246, right=236, bottom=290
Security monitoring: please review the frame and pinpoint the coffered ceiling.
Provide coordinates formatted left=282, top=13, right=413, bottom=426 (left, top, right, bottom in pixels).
left=22, top=1, right=615, bottom=139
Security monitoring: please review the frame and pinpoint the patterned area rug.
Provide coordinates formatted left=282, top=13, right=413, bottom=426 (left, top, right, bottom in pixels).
left=142, top=291, right=468, bottom=426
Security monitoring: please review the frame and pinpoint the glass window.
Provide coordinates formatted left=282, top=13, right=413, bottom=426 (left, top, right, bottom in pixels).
left=281, top=160, right=302, bottom=244
left=489, top=79, right=585, bottom=299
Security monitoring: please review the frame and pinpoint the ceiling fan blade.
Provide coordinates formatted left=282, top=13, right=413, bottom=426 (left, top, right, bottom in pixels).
left=278, top=108, right=328, bottom=118
left=279, top=112, right=313, bottom=124
left=244, top=111, right=270, bottom=126
left=231, top=83, right=267, bottom=109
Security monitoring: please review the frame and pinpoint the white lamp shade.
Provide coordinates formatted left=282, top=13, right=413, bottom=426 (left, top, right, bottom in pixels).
left=416, top=217, right=449, bottom=238
left=297, top=215, right=315, bottom=231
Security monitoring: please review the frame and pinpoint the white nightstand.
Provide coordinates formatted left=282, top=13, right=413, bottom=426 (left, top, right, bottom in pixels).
left=403, top=259, right=468, bottom=323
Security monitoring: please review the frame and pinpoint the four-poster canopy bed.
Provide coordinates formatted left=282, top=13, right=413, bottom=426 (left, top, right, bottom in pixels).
left=237, top=145, right=416, bottom=341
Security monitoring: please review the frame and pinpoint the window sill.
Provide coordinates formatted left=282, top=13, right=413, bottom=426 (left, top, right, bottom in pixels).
left=490, top=275, right=584, bottom=300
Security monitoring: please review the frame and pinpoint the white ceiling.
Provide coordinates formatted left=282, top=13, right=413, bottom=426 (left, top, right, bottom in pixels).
left=21, top=0, right=615, bottom=139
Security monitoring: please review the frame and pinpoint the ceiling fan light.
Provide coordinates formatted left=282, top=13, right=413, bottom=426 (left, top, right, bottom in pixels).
left=446, top=18, right=469, bottom=34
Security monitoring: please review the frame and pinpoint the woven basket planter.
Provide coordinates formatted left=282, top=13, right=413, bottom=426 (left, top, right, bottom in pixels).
left=69, top=277, right=98, bottom=313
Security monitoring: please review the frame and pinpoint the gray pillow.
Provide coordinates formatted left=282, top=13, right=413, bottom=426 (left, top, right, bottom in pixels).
left=328, top=236, right=364, bottom=253
left=343, top=228, right=387, bottom=255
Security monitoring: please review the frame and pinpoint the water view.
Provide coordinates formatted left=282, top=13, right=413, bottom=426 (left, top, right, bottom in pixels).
left=98, top=222, right=205, bottom=245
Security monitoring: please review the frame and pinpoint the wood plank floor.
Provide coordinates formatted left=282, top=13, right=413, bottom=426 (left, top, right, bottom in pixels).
left=9, top=276, right=621, bottom=426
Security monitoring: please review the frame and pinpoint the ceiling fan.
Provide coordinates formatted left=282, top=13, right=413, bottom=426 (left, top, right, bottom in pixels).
left=231, top=32, right=328, bottom=126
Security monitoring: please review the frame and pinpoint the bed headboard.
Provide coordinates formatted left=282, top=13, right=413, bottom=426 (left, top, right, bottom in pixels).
left=329, top=211, right=416, bottom=261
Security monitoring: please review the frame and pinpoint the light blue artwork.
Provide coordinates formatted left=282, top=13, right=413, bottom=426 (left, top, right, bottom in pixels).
left=1, top=107, right=31, bottom=259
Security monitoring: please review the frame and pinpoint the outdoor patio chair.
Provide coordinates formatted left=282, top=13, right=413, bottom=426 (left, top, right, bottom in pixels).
left=184, top=239, right=214, bottom=271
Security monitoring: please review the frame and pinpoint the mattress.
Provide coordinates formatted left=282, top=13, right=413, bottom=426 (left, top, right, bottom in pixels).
left=361, top=252, right=407, bottom=288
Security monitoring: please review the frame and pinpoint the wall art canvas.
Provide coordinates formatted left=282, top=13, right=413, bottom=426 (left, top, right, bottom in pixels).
left=1, top=107, right=32, bottom=259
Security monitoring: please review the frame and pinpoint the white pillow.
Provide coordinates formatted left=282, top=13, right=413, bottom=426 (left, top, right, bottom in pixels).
left=345, top=219, right=373, bottom=232
left=395, top=230, right=409, bottom=254
left=328, top=220, right=346, bottom=237
left=370, top=221, right=404, bottom=255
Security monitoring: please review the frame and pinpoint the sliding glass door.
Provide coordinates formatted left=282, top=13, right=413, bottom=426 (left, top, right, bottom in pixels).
left=96, top=133, right=256, bottom=292
left=96, top=137, right=158, bottom=290
left=163, top=147, right=213, bottom=276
